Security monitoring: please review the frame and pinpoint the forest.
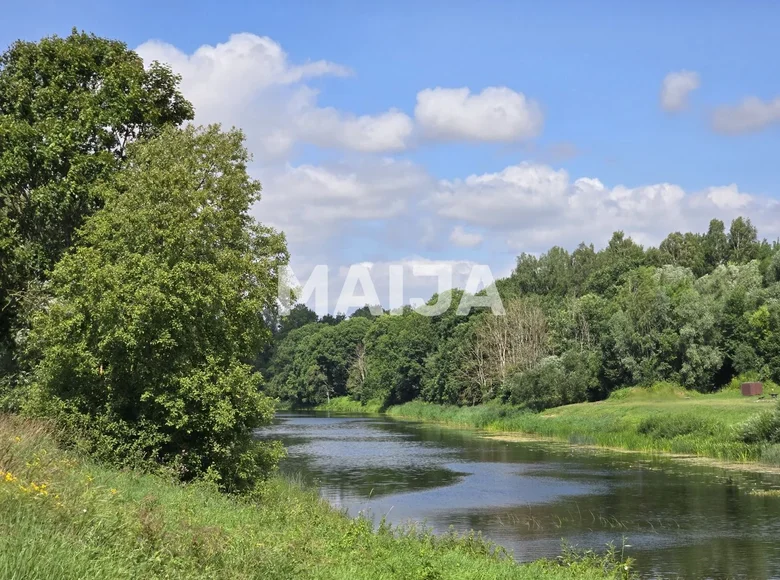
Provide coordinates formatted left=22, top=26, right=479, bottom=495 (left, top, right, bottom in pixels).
left=263, top=219, right=780, bottom=412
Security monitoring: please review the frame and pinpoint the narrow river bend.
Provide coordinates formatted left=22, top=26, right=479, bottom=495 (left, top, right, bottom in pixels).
left=257, top=412, right=780, bottom=579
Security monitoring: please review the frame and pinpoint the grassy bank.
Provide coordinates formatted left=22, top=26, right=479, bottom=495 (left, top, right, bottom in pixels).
left=382, top=385, right=779, bottom=464
left=313, top=397, right=384, bottom=414
left=0, top=415, right=632, bottom=579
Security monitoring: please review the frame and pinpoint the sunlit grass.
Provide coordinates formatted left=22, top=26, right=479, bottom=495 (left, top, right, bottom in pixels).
left=0, top=414, right=634, bottom=579
left=386, top=386, right=774, bottom=464
left=314, top=397, right=384, bottom=414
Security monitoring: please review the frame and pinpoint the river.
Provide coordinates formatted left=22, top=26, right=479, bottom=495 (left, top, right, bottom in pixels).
left=257, top=412, right=780, bottom=579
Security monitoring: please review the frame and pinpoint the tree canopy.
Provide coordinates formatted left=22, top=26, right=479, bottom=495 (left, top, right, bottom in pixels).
left=0, top=30, right=193, bottom=378
left=26, top=125, right=287, bottom=492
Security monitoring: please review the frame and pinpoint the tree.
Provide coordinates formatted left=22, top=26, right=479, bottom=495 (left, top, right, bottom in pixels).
left=26, top=126, right=287, bottom=492
left=452, top=299, right=551, bottom=401
left=0, top=30, right=193, bottom=378
left=703, top=219, right=729, bottom=271
left=510, top=247, right=575, bottom=297
left=360, top=310, right=436, bottom=406
left=277, top=304, right=319, bottom=339
left=584, top=231, right=645, bottom=295
left=508, top=350, right=598, bottom=410
left=653, top=232, right=706, bottom=276
left=266, top=316, right=372, bottom=406
left=728, top=217, right=760, bottom=264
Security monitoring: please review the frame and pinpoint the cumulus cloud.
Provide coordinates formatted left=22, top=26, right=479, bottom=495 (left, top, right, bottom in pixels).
left=255, top=158, right=432, bottom=247
left=660, top=70, right=700, bottom=112
left=415, top=87, right=543, bottom=142
left=136, top=33, right=413, bottom=157
left=430, top=163, right=569, bottom=228
left=428, top=162, right=778, bottom=252
left=712, top=96, right=780, bottom=134
left=449, top=226, right=483, bottom=248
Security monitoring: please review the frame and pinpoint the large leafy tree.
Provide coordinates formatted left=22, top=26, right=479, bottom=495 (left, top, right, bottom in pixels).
left=26, top=125, right=287, bottom=492
left=266, top=317, right=371, bottom=406
left=360, top=310, right=436, bottom=406
left=0, top=30, right=193, bottom=374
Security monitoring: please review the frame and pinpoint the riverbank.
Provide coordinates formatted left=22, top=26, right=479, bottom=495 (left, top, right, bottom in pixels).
left=318, top=385, right=779, bottom=467
left=0, top=414, right=633, bottom=579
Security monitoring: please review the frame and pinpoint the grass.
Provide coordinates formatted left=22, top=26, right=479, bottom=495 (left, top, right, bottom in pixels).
left=314, top=397, right=384, bottom=414
left=385, top=384, right=778, bottom=464
left=0, top=415, right=634, bottom=579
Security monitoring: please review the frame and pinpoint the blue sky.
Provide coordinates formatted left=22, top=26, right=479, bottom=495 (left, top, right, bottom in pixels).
left=3, top=1, right=780, bottom=311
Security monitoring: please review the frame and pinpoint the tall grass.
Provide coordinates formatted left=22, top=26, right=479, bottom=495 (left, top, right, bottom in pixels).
left=314, top=397, right=384, bottom=414
left=0, top=415, right=634, bottom=579
left=386, top=386, right=774, bottom=464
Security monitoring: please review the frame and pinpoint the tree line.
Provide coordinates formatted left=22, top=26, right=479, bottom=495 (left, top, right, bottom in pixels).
left=263, top=218, right=780, bottom=411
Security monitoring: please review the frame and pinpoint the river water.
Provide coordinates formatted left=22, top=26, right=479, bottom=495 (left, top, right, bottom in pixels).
left=258, top=412, right=780, bottom=579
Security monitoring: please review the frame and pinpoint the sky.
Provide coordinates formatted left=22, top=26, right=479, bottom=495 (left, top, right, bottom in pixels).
left=3, top=1, right=780, bottom=312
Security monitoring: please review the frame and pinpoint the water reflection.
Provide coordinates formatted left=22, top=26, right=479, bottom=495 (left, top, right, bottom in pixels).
left=257, top=412, right=780, bottom=579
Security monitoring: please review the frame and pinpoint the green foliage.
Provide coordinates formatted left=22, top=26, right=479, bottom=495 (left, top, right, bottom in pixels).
left=315, top=396, right=383, bottom=414
left=258, top=211, right=780, bottom=450
left=636, top=413, right=718, bottom=439
left=507, top=350, right=598, bottom=411
left=386, top=400, right=532, bottom=429
left=0, top=30, right=193, bottom=379
left=360, top=309, right=436, bottom=406
left=267, top=317, right=372, bottom=406
left=24, top=126, right=287, bottom=492
left=736, top=403, right=780, bottom=444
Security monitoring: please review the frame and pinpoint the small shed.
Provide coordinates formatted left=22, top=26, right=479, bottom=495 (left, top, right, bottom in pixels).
left=741, top=382, right=763, bottom=396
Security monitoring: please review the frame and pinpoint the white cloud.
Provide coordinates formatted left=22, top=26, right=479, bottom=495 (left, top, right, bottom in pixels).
left=294, top=105, right=413, bottom=153
left=703, top=184, right=752, bottom=210
left=712, top=96, right=780, bottom=134
left=415, top=87, right=543, bottom=142
left=660, top=70, right=700, bottom=112
left=428, top=162, right=778, bottom=252
left=136, top=34, right=413, bottom=157
left=449, top=226, right=483, bottom=248
left=255, top=158, right=432, bottom=247
left=430, top=163, right=569, bottom=228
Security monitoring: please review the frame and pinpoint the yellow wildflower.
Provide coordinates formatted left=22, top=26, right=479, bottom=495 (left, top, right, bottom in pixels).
left=110, top=488, right=118, bottom=495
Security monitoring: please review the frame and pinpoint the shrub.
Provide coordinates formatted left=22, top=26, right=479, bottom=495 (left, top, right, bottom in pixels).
left=24, top=126, right=288, bottom=493
left=637, top=413, right=717, bottom=439
left=507, top=349, right=598, bottom=411
left=736, top=405, right=780, bottom=444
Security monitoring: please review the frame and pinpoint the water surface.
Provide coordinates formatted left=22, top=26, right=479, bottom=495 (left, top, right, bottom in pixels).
left=258, top=412, right=780, bottom=579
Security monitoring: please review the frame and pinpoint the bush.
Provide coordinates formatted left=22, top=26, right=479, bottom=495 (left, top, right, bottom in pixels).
left=736, top=404, right=780, bottom=444
left=637, top=413, right=717, bottom=439
left=507, top=350, right=598, bottom=411
left=24, top=126, right=288, bottom=493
